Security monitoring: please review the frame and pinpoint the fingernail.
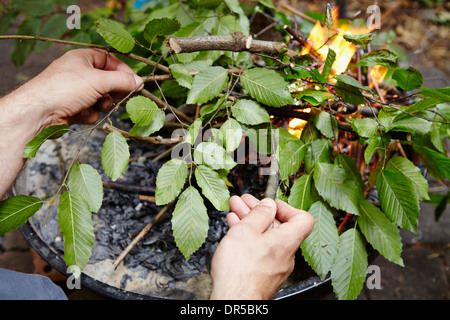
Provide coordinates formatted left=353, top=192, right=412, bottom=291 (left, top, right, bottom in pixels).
left=134, top=74, right=144, bottom=87
left=258, top=198, right=274, bottom=207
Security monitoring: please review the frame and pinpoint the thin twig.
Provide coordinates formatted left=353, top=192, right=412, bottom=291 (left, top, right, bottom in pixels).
left=103, top=123, right=183, bottom=145
left=140, top=89, right=193, bottom=124
left=112, top=202, right=173, bottom=269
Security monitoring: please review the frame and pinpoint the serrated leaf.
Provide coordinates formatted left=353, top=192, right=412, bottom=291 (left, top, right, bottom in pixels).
left=23, top=124, right=70, bottom=158
left=322, top=48, right=336, bottom=77
left=58, top=191, right=94, bottom=277
left=240, top=68, right=294, bottom=107
left=412, top=144, right=450, bottom=181
left=355, top=49, right=398, bottom=68
left=170, top=60, right=213, bottom=89
left=358, top=200, right=404, bottom=266
left=333, top=80, right=366, bottom=105
left=224, top=0, right=250, bottom=35
left=155, top=158, right=188, bottom=205
left=186, top=66, right=228, bottom=104
left=392, top=67, right=423, bottom=91
left=68, top=164, right=103, bottom=213
left=313, top=162, right=360, bottom=215
left=312, top=111, right=338, bottom=139
left=418, top=87, right=450, bottom=102
left=333, top=74, right=373, bottom=94
left=304, top=138, right=332, bottom=173
left=129, top=109, right=165, bottom=137
left=231, top=99, right=270, bottom=125
left=389, top=113, right=432, bottom=134
left=143, top=17, right=180, bottom=43
left=95, top=18, right=135, bottom=53
left=352, top=117, right=379, bottom=138
left=300, top=201, right=340, bottom=280
left=407, top=97, right=441, bottom=114
left=219, top=118, right=243, bottom=152
left=288, top=173, right=313, bottom=211
left=278, top=139, right=307, bottom=181
left=195, top=165, right=230, bottom=211
left=101, top=131, right=130, bottom=181
left=171, top=186, right=209, bottom=259
left=331, top=228, right=368, bottom=300
left=364, top=133, right=390, bottom=164
left=376, top=169, right=420, bottom=233
left=343, top=33, right=373, bottom=48
left=386, top=156, right=430, bottom=201
left=126, top=96, right=162, bottom=127
left=193, top=142, right=236, bottom=170
left=0, top=196, right=43, bottom=234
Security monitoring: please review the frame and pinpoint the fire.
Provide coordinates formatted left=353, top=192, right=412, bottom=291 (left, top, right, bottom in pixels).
left=301, top=6, right=376, bottom=77
left=288, top=118, right=307, bottom=138
left=369, top=65, right=388, bottom=89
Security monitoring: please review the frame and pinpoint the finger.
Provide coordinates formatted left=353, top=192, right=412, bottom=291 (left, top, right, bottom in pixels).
left=266, top=201, right=315, bottom=247
left=226, top=212, right=241, bottom=228
left=93, top=68, right=143, bottom=95
left=240, top=194, right=282, bottom=227
left=92, top=94, right=114, bottom=113
left=239, top=198, right=277, bottom=234
left=229, top=195, right=251, bottom=220
left=78, top=108, right=99, bottom=125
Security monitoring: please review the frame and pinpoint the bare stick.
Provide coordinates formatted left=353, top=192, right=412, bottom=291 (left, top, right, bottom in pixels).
left=279, top=3, right=319, bottom=24
left=166, top=32, right=288, bottom=56
left=102, top=181, right=155, bottom=195
left=112, top=203, right=173, bottom=269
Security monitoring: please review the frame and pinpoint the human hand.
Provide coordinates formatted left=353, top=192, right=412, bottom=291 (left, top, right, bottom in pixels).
left=209, top=194, right=314, bottom=300
left=6, top=48, right=143, bottom=138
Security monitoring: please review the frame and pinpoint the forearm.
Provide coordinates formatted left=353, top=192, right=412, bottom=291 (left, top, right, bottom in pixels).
left=0, top=87, right=48, bottom=199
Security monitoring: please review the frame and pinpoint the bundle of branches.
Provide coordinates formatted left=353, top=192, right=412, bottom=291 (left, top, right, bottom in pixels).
left=0, top=0, right=449, bottom=300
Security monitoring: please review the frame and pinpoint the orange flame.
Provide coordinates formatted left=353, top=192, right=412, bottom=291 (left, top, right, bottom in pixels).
left=288, top=118, right=308, bottom=138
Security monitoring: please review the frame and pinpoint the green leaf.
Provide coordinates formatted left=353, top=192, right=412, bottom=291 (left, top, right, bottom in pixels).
left=331, top=228, right=368, bottom=300
left=333, top=81, right=366, bottom=105
left=195, top=165, right=230, bottom=211
left=288, top=173, right=313, bottom=211
left=333, top=74, right=373, bottom=94
left=295, top=89, right=334, bottom=106
left=170, top=60, right=213, bottom=89
left=185, top=118, right=203, bottom=146
left=392, top=68, right=423, bottom=91
left=300, top=201, right=340, bottom=280
left=240, top=68, right=294, bottom=107
left=171, top=186, right=209, bottom=260
left=23, top=124, right=70, bottom=158
left=143, top=17, right=180, bottom=43
left=304, top=138, right=332, bottom=173
left=101, top=131, right=130, bottom=181
left=313, top=162, right=360, bottom=215
left=355, top=49, right=398, bottom=68
left=11, top=0, right=55, bottom=16
left=389, top=113, right=432, bottom=135
left=0, top=196, right=43, bottom=235
left=278, top=139, right=307, bottom=181
left=129, top=110, right=166, bottom=137
left=11, top=17, right=42, bottom=66
left=126, top=96, right=162, bottom=127
left=193, top=142, right=236, bottom=171
left=219, top=118, right=243, bottom=152
left=68, top=164, right=103, bottom=213
left=376, top=169, right=420, bottom=233
left=343, top=33, right=373, bottom=48
left=364, top=133, right=390, bottom=164
left=386, top=157, right=430, bottom=201
left=418, top=87, right=450, bottom=102
left=322, top=48, right=336, bottom=78
left=312, top=111, right=338, bottom=139
left=186, top=66, right=228, bottom=104
left=351, top=117, right=379, bottom=138
left=155, top=158, right=188, bottom=206
left=412, top=144, right=450, bottom=181
left=58, top=191, right=94, bottom=277
left=224, top=0, right=249, bottom=35
left=35, top=14, right=68, bottom=53
left=231, top=99, right=270, bottom=125
left=358, top=200, right=404, bottom=266
left=95, top=18, right=135, bottom=53
left=407, top=97, right=442, bottom=114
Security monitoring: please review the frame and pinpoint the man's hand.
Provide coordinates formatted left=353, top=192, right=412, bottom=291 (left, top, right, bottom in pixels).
left=0, top=49, right=143, bottom=199
left=210, top=194, right=314, bottom=300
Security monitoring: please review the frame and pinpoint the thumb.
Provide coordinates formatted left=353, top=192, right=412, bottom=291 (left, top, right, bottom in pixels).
left=240, top=198, right=276, bottom=234
left=94, top=69, right=144, bottom=94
